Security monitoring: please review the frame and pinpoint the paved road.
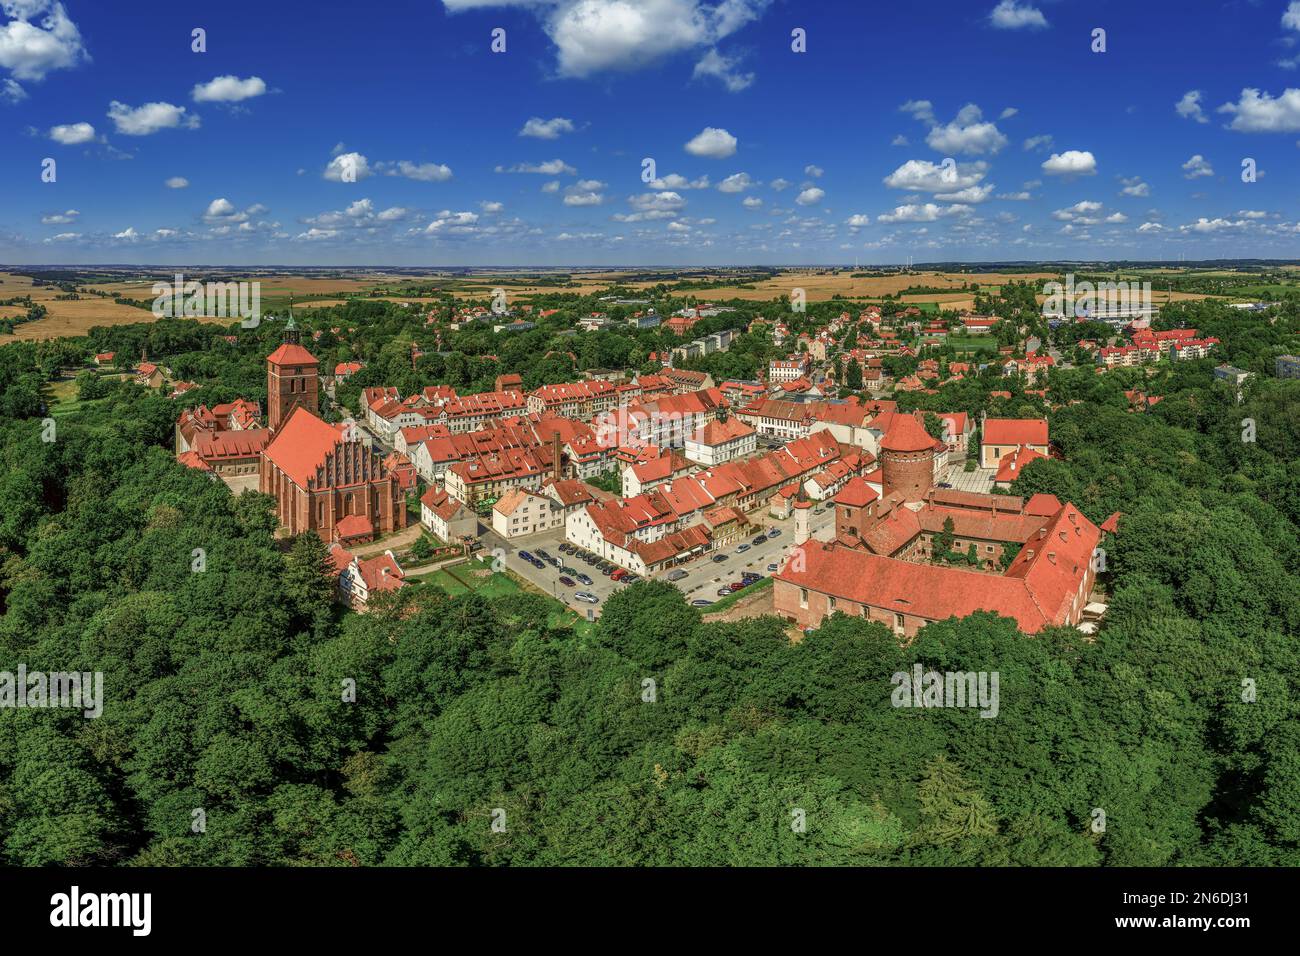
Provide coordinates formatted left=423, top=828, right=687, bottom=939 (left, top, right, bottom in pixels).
left=478, top=506, right=837, bottom=615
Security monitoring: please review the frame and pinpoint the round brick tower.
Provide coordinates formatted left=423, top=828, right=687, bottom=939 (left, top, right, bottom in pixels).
left=880, top=414, right=936, bottom=502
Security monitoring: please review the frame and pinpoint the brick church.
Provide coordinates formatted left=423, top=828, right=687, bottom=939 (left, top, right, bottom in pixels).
left=259, top=315, right=407, bottom=544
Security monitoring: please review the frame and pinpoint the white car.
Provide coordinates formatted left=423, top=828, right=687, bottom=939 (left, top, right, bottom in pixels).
left=574, top=592, right=600, bottom=604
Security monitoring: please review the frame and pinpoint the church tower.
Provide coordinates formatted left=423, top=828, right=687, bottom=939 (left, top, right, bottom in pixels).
left=266, top=307, right=319, bottom=433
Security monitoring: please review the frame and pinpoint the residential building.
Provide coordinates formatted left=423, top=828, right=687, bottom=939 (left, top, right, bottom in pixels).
left=420, top=487, right=479, bottom=543
left=980, top=418, right=1049, bottom=468
left=683, top=412, right=758, bottom=466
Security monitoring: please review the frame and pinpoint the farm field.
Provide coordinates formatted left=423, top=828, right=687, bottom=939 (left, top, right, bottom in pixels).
left=0, top=264, right=1251, bottom=342
left=0, top=271, right=227, bottom=341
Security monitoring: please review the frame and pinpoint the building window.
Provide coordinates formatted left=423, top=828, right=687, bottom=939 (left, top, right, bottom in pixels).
left=799, top=588, right=809, bottom=609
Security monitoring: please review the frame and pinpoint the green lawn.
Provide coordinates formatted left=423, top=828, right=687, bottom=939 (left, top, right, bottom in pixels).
left=411, top=558, right=597, bottom=637
left=941, top=335, right=1000, bottom=353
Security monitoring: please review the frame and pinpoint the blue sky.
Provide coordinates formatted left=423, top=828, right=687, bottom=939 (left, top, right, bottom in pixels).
left=3, top=0, right=1300, bottom=266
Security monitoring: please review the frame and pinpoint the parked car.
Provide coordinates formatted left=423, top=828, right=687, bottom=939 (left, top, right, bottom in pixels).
left=549, top=556, right=563, bottom=568
left=576, top=573, right=593, bottom=586
left=729, top=582, right=745, bottom=591
left=753, top=535, right=767, bottom=545
left=535, top=549, right=552, bottom=562
left=667, top=569, right=689, bottom=581
left=767, top=563, right=780, bottom=572
left=813, top=508, right=825, bottom=515
left=611, top=568, right=627, bottom=580
left=736, top=544, right=750, bottom=553
left=559, top=543, right=574, bottom=553
left=518, top=551, right=534, bottom=563
left=574, top=592, right=599, bottom=604
left=937, top=482, right=953, bottom=489
left=531, top=558, right=546, bottom=570
left=561, top=566, right=579, bottom=576
left=559, top=576, right=576, bottom=588
left=691, top=599, right=714, bottom=607
left=711, top=554, right=728, bottom=563
left=717, top=587, right=732, bottom=596
left=767, top=529, right=782, bottom=537
left=623, top=573, right=639, bottom=583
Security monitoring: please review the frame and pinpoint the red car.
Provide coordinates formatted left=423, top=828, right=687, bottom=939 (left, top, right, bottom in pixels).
left=728, top=582, right=745, bottom=591
left=611, top=568, right=628, bottom=581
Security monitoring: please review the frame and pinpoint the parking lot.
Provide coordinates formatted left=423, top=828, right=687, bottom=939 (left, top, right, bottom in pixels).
left=478, top=505, right=838, bottom=615
left=480, top=526, right=627, bottom=616
left=657, top=507, right=836, bottom=606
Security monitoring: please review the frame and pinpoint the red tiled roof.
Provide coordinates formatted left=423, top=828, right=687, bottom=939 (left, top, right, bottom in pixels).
left=356, top=551, right=404, bottom=592
left=780, top=503, right=1099, bottom=633
left=336, top=514, right=374, bottom=541
left=420, top=487, right=465, bottom=522
left=267, top=343, right=318, bottom=367
left=193, top=428, right=271, bottom=461
left=834, top=476, right=878, bottom=508
left=328, top=543, right=354, bottom=574
left=543, top=478, right=597, bottom=507
left=691, top=415, right=755, bottom=446
left=177, top=449, right=212, bottom=471
left=995, top=445, right=1047, bottom=483
left=880, top=414, right=935, bottom=453
left=1025, top=493, right=1064, bottom=516
left=262, top=407, right=347, bottom=487
left=983, top=418, right=1049, bottom=447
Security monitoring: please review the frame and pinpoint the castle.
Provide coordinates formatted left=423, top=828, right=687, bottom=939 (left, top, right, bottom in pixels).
left=774, top=414, right=1113, bottom=638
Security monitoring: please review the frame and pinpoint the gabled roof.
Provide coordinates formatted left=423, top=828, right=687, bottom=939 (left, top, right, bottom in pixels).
left=420, top=487, right=466, bottom=522
left=834, top=475, right=878, bottom=508
left=983, top=418, right=1049, bottom=446
left=262, top=406, right=347, bottom=487
left=995, top=444, right=1048, bottom=483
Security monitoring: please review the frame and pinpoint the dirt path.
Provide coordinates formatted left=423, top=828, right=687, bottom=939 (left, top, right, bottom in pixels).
left=351, top=522, right=424, bottom=557
left=702, top=586, right=774, bottom=623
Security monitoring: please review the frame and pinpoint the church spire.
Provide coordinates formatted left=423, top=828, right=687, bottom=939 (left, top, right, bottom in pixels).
left=283, top=296, right=299, bottom=344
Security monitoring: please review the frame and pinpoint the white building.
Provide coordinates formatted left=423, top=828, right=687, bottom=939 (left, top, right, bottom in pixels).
left=683, top=414, right=758, bottom=466
left=420, top=487, right=479, bottom=543
left=492, top=488, right=565, bottom=538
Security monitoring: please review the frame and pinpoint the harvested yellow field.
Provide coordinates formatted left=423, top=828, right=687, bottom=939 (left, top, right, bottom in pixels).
left=0, top=272, right=234, bottom=341
left=604, top=270, right=1059, bottom=302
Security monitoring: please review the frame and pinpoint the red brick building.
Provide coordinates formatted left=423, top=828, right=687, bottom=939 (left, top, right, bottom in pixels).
left=266, top=316, right=319, bottom=433
left=258, top=323, right=407, bottom=545
left=775, top=498, right=1102, bottom=637
left=879, top=414, right=939, bottom=502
